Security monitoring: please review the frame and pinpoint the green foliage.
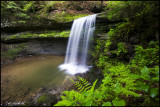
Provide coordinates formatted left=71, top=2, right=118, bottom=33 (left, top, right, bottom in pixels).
left=117, top=42, right=128, bottom=56
left=14, top=13, right=30, bottom=19
left=54, top=79, right=98, bottom=106
left=73, top=76, right=92, bottom=92
left=105, top=1, right=159, bottom=20
left=82, top=1, right=159, bottom=106
left=44, top=1, right=60, bottom=11
left=102, top=102, right=112, bottom=106
left=105, top=1, right=126, bottom=20
left=128, top=42, right=159, bottom=105
left=1, top=43, right=27, bottom=60
left=101, top=63, right=140, bottom=97
left=150, top=88, right=159, bottom=98
left=112, top=98, right=125, bottom=106
left=107, top=28, right=114, bottom=37
left=130, top=65, right=159, bottom=106
left=91, top=40, right=159, bottom=106
left=56, top=63, right=141, bottom=106
left=22, top=1, right=36, bottom=12
left=2, top=1, right=21, bottom=11
left=108, top=21, right=134, bottom=42
left=92, top=39, right=112, bottom=69
left=39, top=1, right=67, bottom=15
left=106, top=1, right=159, bottom=45
left=131, top=41, right=159, bottom=66
left=1, top=1, right=31, bottom=19
left=54, top=90, right=84, bottom=106
left=2, top=48, right=20, bottom=59
left=90, top=29, right=159, bottom=106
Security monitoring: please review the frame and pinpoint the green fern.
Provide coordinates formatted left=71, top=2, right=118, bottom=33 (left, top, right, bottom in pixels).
left=54, top=79, right=98, bottom=106
left=73, top=76, right=92, bottom=92
left=55, top=90, right=85, bottom=106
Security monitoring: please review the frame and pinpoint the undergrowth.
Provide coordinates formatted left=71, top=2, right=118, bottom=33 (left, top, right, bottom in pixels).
left=1, top=43, right=28, bottom=60
left=54, top=1, right=159, bottom=106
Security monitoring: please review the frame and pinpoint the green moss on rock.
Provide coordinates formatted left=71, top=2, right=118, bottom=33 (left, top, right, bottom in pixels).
left=1, top=43, right=28, bottom=60
left=3, top=30, right=70, bottom=41
left=50, top=13, right=88, bottom=23
left=37, top=93, right=55, bottom=106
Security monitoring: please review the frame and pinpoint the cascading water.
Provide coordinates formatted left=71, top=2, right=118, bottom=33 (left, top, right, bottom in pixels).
left=59, top=14, right=97, bottom=75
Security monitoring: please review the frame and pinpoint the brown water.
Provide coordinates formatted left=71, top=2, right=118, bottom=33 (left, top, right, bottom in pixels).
left=1, top=55, right=67, bottom=104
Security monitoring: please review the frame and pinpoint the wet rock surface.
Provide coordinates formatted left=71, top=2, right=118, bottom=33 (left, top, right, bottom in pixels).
left=23, top=72, right=102, bottom=106
left=23, top=75, right=77, bottom=106
left=25, top=38, right=68, bottom=55
left=1, top=38, right=68, bottom=66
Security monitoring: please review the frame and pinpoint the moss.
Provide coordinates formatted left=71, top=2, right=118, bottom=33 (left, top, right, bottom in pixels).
left=37, top=93, right=55, bottom=106
left=117, top=42, right=128, bottom=56
left=18, top=21, right=27, bottom=24
left=1, top=48, right=19, bottom=59
left=1, top=43, right=28, bottom=60
left=50, top=13, right=88, bottom=23
left=4, top=30, right=70, bottom=40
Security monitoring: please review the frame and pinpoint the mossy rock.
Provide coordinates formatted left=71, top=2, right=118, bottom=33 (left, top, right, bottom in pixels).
left=3, top=30, right=70, bottom=41
left=37, top=93, right=55, bottom=106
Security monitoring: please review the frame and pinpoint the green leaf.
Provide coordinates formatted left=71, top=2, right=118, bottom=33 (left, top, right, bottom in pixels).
left=150, top=88, right=158, bottom=98
left=114, top=82, right=122, bottom=93
left=84, top=100, right=92, bottom=106
left=141, top=84, right=150, bottom=92
left=54, top=100, right=73, bottom=106
left=141, top=75, right=150, bottom=80
left=155, top=66, right=159, bottom=74
left=70, top=78, right=75, bottom=83
left=94, top=93, right=102, bottom=98
left=152, top=76, right=159, bottom=82
left=81, top=91, right=88, bottom=96
left=102, top=102, right=112, bottom=106
left=141, top=66, right=149, bottom=75
left=112, top=99, right=125, bottom=106
left=130, top=74, right=140, bottom=79
left=155, top=98, right=159, bottom=102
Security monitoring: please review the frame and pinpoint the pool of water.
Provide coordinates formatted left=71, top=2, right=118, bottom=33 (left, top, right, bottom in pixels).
left=1, top=55, right=67, bottom=103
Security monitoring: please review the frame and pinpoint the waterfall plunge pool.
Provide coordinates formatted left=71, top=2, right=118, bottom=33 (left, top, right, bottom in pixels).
left=1, top=55, right=67, bottom=104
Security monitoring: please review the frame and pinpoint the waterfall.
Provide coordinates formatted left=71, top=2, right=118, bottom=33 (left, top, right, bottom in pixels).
left=59, top=14, right=97, bottom=75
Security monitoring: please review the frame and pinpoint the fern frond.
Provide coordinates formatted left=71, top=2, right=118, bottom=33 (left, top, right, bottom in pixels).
left=88, top=79, right=98, bottom=94
left=84, top=86, right=92, bottom=91
left=73, top=76, right=92, bottom=92
left=54, top=100, right=73, bottom=106
left=70, top=78, right=75, bottom=83
left=121, top=88, right=140, bottom=97
left=77, top=84, right=83, bottom=90
left=75, top=81, right=81, bottom=87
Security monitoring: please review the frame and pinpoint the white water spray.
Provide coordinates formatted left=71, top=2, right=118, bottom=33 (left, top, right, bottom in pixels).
left=59, top=14, right=97, bottom=75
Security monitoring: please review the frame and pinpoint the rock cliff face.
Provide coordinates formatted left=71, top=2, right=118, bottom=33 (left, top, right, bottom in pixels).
left=1, top=20, right=72, bottom=33
left=1, top=12, right=121, bottom=66
left=1, top=12, right=110, bottom=34
left=24, top=38, right=68, bottom=55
